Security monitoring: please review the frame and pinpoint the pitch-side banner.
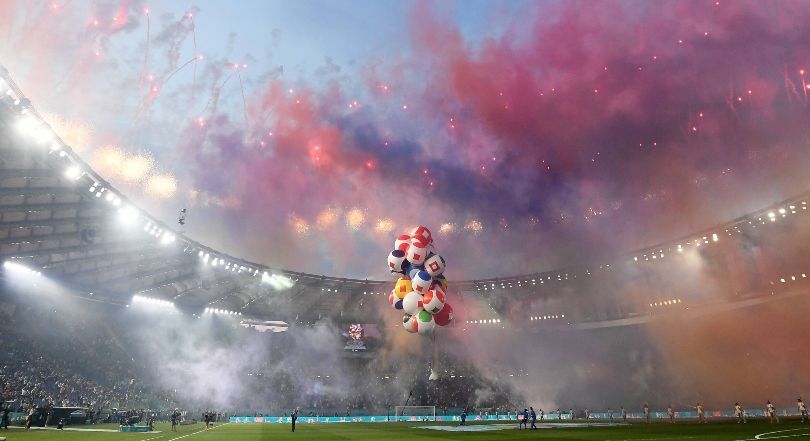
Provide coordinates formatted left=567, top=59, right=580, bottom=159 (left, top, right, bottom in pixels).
left=230, top=409, right=783, bottom=424
left=229, top=415, right=509, bottom=424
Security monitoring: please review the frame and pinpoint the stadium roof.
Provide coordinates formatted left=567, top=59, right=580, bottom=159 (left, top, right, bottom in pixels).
left=1, top=64, right=808, bottom=324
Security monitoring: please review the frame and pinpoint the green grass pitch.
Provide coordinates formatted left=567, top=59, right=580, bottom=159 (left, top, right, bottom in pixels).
left=1, top=419, right=808, bottom=440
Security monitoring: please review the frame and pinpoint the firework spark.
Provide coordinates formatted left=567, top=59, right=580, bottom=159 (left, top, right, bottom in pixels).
left=464, top=219, right=484, bottom=234
left=145, top=174, right=177, bottom=199
left=316, top=207, right=340, bottom=230
left=374, top=218, right=395, bottom=233
left=288, top=213, right=310, bottom=236
left=439, top=223, right=457, bottom=235
left=346, top=207, right=366, bottom=231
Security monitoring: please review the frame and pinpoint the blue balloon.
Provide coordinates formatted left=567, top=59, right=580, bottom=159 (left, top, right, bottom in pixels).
left=408, top=264, right=425, bottom=280
left=402, top=261, right=413, bottom=276
left=394, top=299, right=403, bottom=310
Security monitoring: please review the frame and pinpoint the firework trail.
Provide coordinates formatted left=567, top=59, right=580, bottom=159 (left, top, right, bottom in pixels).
left=196, top=69, right=236, bottom=129
left=132, top=55, right=202, bottom=122
left=237, top=68, right=248, bottom=127
left=164, top=55, right=202, bottom=89
left=139, top=8, right=151, bottom=91
left=188, top=11, right=198, bottom=110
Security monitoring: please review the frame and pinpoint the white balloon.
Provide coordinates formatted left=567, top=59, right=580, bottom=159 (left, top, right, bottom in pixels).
left=402, top=291, right=424, bottom=316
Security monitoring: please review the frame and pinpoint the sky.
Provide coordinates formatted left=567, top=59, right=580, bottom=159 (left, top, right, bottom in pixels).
left=2, top=0, right=810, bottom=280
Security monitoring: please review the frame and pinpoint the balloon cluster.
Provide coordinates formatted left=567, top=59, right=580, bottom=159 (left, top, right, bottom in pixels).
left=386, top=226, right=454, bottom=335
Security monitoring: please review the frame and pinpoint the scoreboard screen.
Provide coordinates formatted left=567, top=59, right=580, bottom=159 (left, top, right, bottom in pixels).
left=341, top=323, right=381, bottom=351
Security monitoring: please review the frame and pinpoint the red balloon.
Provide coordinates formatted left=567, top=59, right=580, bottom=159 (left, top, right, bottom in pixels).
left=433, top=303, right=454, bottom=326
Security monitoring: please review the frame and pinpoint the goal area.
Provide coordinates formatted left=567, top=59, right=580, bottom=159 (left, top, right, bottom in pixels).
left=394, top=406, right=436, bottom=421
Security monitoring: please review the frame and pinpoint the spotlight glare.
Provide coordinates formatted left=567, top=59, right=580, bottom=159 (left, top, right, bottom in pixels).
left=64, top=165, right=82, bottom=180
left=117, top=206, right=139, bottom=226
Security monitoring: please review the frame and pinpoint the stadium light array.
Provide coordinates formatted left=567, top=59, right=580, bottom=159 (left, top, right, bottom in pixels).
left=777, top=273, right=807, bottom=284
left=3, top=260, right=42, bottom=276
left=650, top=299, right=682, bottom=307
left=261, top=272, right=294, bottom=290
left=204, top=307, right=242, bottom=316
left=465, top=318, right=501, bottom=325
left=132, top=294, right=174, bottom=308
left=529, top=314, right=564, bottom=321
left=160, top=231, right=177, bottom=245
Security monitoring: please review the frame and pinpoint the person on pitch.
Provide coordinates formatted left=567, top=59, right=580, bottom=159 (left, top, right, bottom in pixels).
left=530, top=407, right=537, bottom=430
left=171, top=409, right=180, bottom=432
left=799, top=398, right=807, bottom=423
left=291, top=409, right=298, bottom=432
left=620, top=406, right=627, bottom=422
left=459, top=409, right=467, bottom=426
left=643, top=403, right=651, bottom=423
left=1, top=404, right=9, bottom=430
left=766, top=401, right=779, bottom=423
left=734, top=403, right=746, bottom=424
left=667, top=405, right=675, bottom=423
left=519, top=408, right=528, bottom=429
left=693, top=403, right=706, bottom=424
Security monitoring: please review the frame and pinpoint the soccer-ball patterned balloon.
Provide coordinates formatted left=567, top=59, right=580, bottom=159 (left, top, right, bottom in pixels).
left=388, top=249, right=407, bottom=273
left=422, top=289, right=445, bottom=314
left=386, top=226, right=449, bottom=335
left=402, top=291, right=423, bottom=315
left=412, top=271, right=432, bottom=294
left=433, top=274, right=448, bottom=292
left=424, top=253, right=446, bottom=277
left=408, top=265, right=423, bottom=281
left=394, top=235, right=411, bottom=252
left=406, top=241, right=428, bottom=266
left=394, top=277, right=413, bottom=300
left=403, top=314, right=418, bottom=333
left=433, top=302, right=454, bottom=326
left=416, top=310, right=435, bottom=334
left=410, top=226, right=432, bottom=246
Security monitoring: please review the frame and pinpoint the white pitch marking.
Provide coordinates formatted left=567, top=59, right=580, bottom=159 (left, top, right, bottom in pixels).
left=734, top=428, right=810, bottom=441
left=604, top=437, right=697, bottom=441
left=167, top=423, right=229, bottom=441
